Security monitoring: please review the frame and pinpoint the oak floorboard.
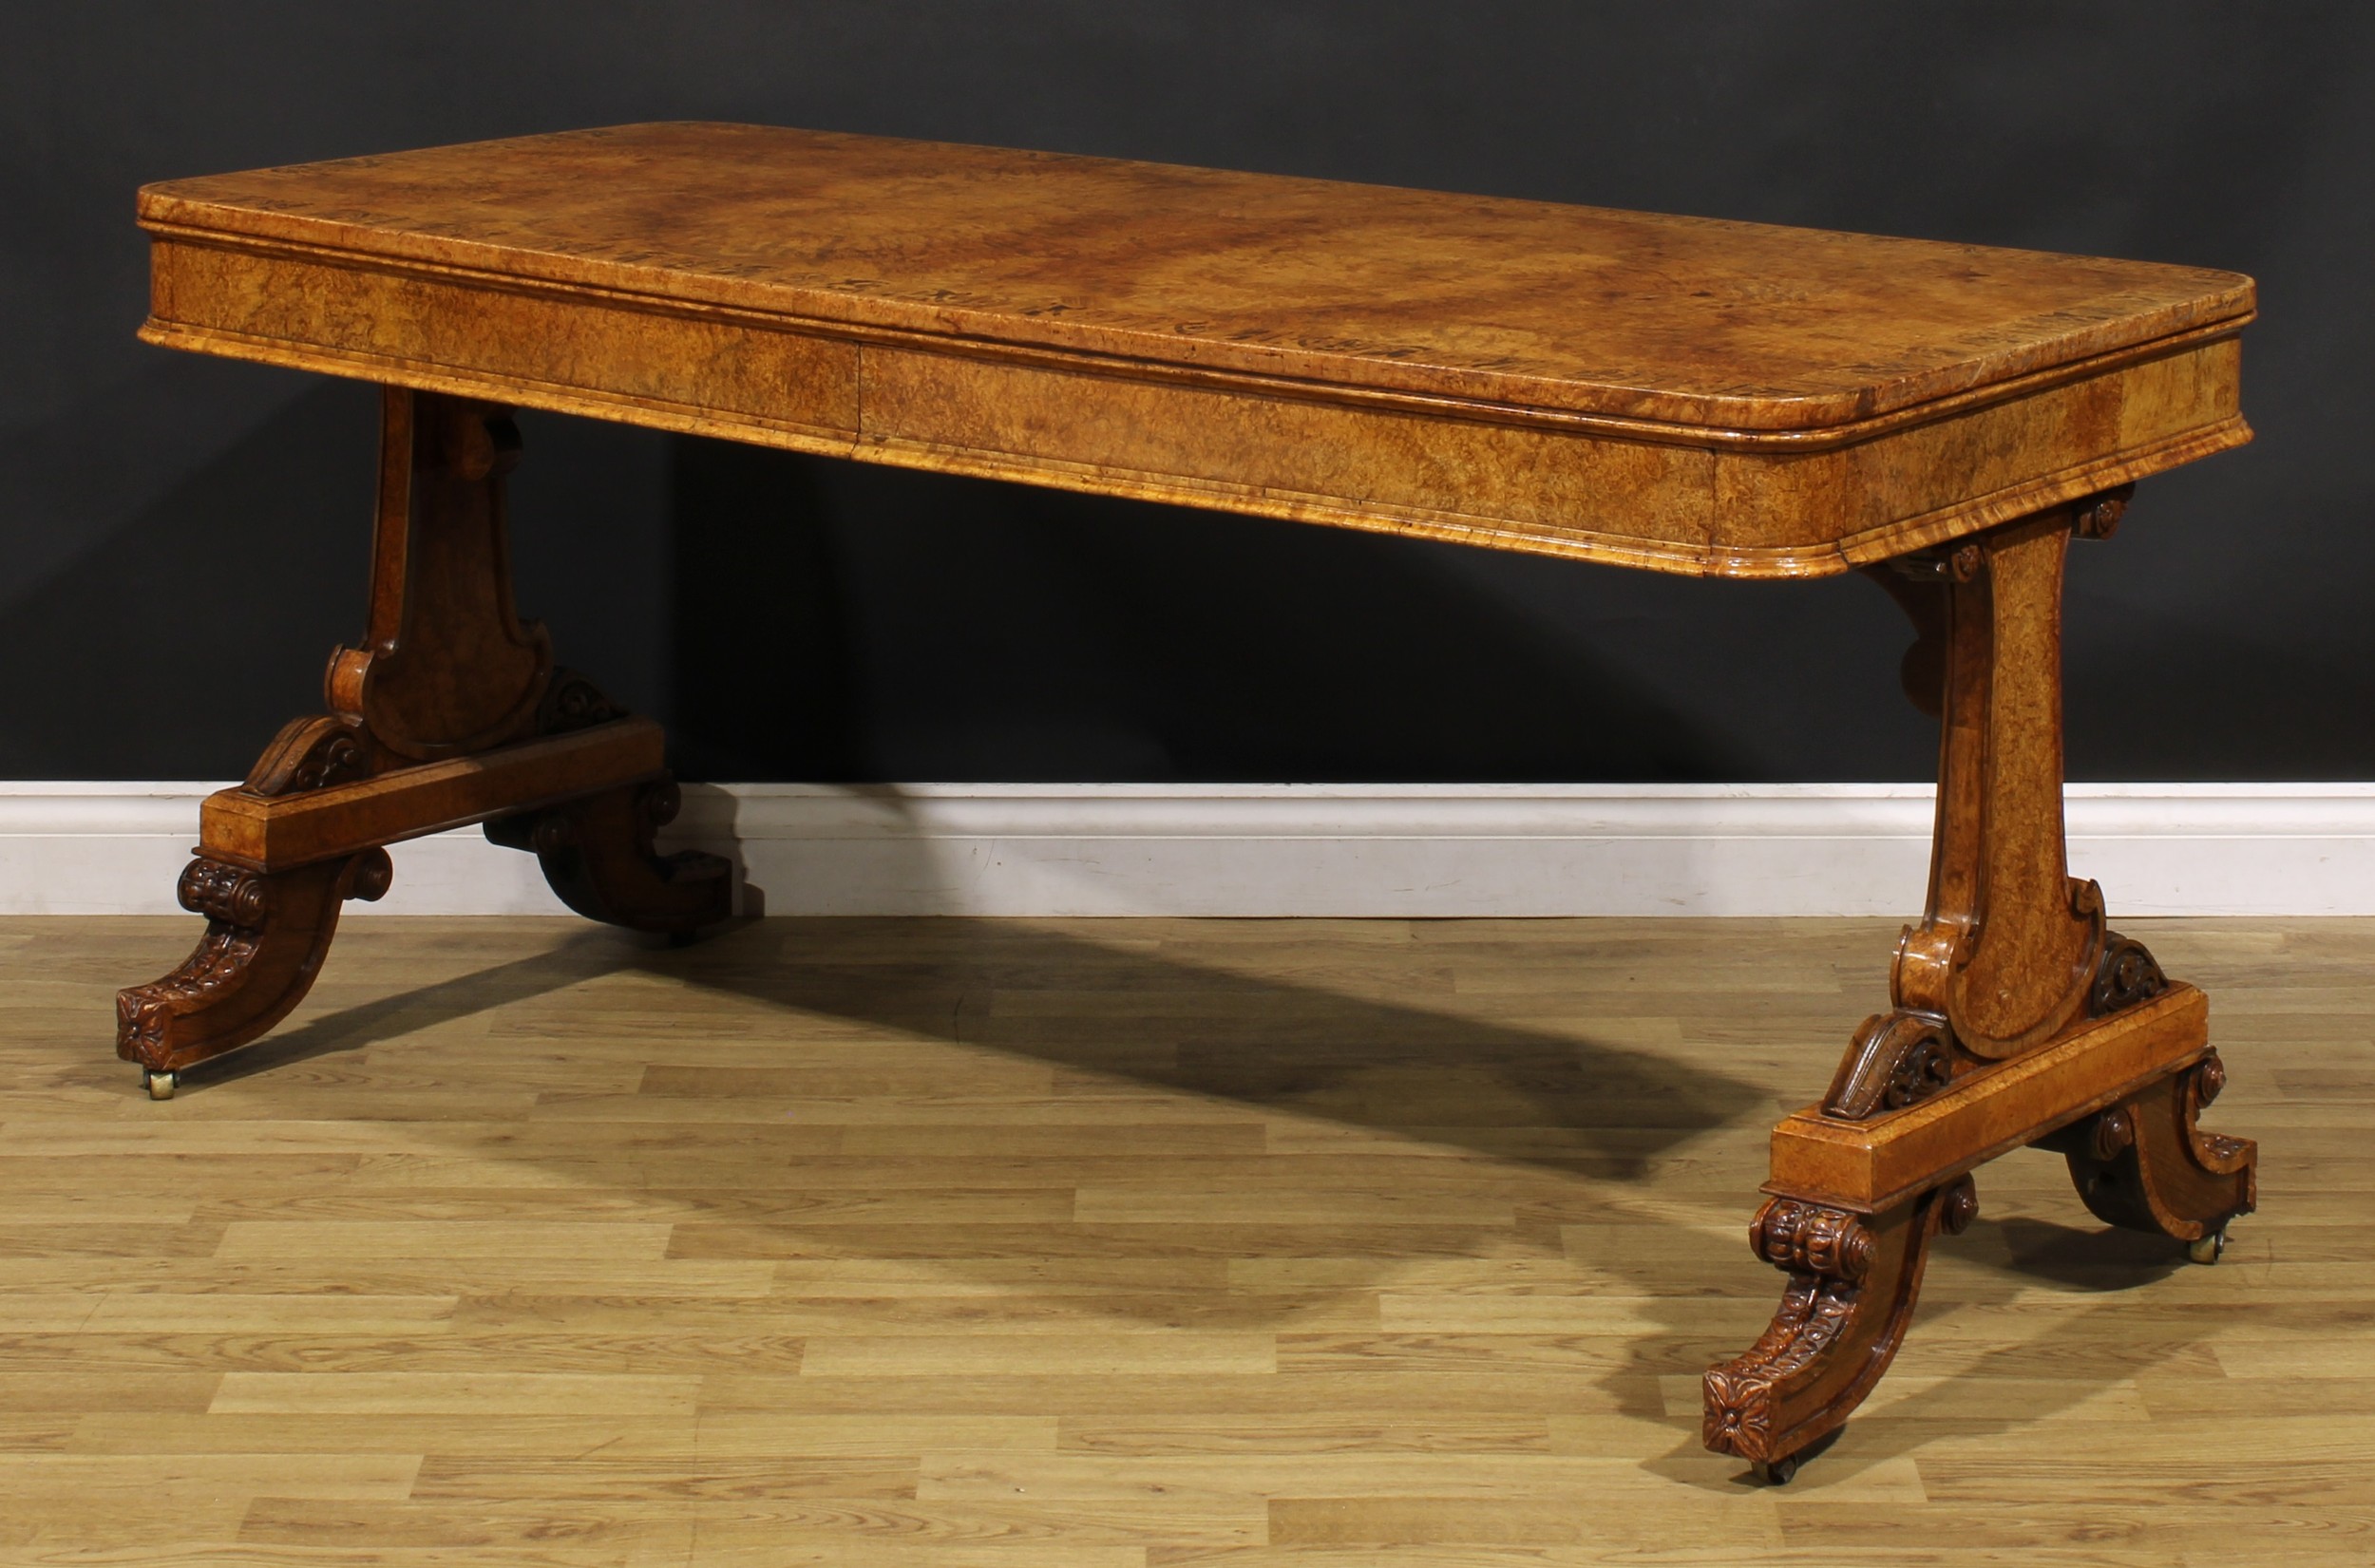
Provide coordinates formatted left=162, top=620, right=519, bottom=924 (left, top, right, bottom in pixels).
left=0, top=914, right=2366, bottom=1565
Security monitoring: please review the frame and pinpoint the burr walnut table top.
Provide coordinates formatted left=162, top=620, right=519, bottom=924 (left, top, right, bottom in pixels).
left=138, top=122, right=2253, bottom=576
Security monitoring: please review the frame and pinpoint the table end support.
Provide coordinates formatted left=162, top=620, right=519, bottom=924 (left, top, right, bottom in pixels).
left=1711, top=490, right=2260, bottom=1479
left=112, top=387, right=731, bottom=1092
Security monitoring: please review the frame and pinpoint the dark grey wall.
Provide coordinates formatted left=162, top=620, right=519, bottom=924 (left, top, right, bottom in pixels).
left=8, top=2, right=2369, bottom=783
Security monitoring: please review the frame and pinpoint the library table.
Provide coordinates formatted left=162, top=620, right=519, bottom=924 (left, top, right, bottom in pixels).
left=121, top=123, right=2259, bottom=1481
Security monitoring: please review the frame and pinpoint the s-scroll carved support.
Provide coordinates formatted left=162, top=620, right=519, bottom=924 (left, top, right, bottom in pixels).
left=116, top=848, right=393, bottom=1090
left=1816, top=925, right=2165, bottom=1124
left=1704, top=1178, right=1976, bottom=1482
left=2039, top=1049, right=2256, bottom=1262
left=485, top=777, right=732, bottom=935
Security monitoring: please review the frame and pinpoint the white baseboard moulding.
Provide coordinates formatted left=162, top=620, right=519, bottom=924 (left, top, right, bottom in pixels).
left=4, top=782, right=2373, bottom=918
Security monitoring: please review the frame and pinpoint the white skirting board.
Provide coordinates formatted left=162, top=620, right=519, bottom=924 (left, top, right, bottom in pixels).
left=3, top=782, right=2373, bottom=917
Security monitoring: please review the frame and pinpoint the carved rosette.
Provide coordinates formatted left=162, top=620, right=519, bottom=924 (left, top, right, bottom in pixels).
left=2089, top=1105, right=2137, bottom=1161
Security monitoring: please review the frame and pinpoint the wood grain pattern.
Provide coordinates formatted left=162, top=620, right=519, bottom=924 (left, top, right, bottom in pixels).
left=1768, top=986, right=2214, bottom=1212
left=7, top=915, right=2360, bottom=1562
left=136, top=123, right=2253, bottom=576
left=199, top=720, right=666, bottom=870
left=113, top=389, right=728, bottom=1081
left=330, top=387, right=551, bottom=759
left=115, top=128, right=2268, bottom=1481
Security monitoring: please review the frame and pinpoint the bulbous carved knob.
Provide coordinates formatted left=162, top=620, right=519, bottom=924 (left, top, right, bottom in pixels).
left=2091, top=1106, right=2136, bottom=1162
left=2195, top=1051, right=2227, bottom=1107
left=177, top=860, right=268, bottom=926
left=1938, top=1176, right=1979, bottom=1237
left=1750, top=1200, right=1875, bottom=1282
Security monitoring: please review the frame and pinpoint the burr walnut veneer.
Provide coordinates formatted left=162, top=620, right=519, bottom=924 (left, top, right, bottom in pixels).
left=120, top=123, right=2258, bottom=1482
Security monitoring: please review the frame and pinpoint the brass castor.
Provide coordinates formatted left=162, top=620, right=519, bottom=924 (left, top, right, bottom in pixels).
left=143, top=1069, right=179, bottom=1101
left=2187, top=1229, right=2227, bottom=1265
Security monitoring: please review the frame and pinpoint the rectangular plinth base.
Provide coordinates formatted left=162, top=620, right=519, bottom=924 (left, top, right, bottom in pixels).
left=199, top=719, right=666, bottom=871
left=1767, top=986, right=2210, bottom=1213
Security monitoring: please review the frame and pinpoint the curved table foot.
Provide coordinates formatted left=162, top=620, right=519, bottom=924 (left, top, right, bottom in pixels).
left=1704, top=1177, right=1975, bottom=1477
left=2051, top=1048, right=2257, bottom=1257
left=115, top=849, right=393, bottom=1080
left=486, top=777, right=732, bottom=936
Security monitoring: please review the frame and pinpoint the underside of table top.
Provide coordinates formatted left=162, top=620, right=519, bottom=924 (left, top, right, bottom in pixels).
left=138, top=123, right=2253, bottom=576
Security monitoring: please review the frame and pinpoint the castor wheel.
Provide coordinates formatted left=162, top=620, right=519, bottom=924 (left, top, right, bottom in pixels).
left=2187, top=1228, right=2227, bottom=1265
left=1743, top=1426, right=1834, bottom=1484
left=143, top=1069, right=179, bottom=1101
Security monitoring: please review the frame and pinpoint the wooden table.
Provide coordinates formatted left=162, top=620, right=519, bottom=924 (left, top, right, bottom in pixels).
left=122, top=123, right=2258, bottom=1482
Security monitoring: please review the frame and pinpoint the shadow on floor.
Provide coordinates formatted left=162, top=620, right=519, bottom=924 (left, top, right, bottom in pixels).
left=200, top=915, right=1771, bottom=1180
left=169, top=915, right=2213, bottom=1488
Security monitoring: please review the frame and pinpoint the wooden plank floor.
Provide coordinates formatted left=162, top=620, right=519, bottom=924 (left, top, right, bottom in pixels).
left=1, top=914, right=2367, bottom=1565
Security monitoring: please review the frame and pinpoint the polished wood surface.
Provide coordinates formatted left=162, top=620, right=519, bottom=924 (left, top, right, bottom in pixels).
left=138, top=123, right=2252, bottom=576
left=12, top=916, right=2362, bottom=1562
left=116, top=388, right=730, bottom=1085
left=118, top=130, right=2263, bottom=1476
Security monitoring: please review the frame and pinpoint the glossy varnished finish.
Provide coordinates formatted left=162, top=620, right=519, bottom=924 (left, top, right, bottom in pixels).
left=5, top=916, right=2356, bottom=1561
left=138, top=123, right=2252, bottom=576
left=117, top=129, right=2263, bottom=1477
left=113, top=389, right=731, bottom=1080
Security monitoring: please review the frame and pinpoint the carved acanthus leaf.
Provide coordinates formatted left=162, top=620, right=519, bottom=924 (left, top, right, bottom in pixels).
left=117, top=849, right=393, bottom=1073
left=242, top=715, right=377, bottom=796
left=2092, top=931, right=2168, bottom=1016
left=1824, top=1009, right=1960, bottom=1120
left=536, top=668, right=630, bottom=735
